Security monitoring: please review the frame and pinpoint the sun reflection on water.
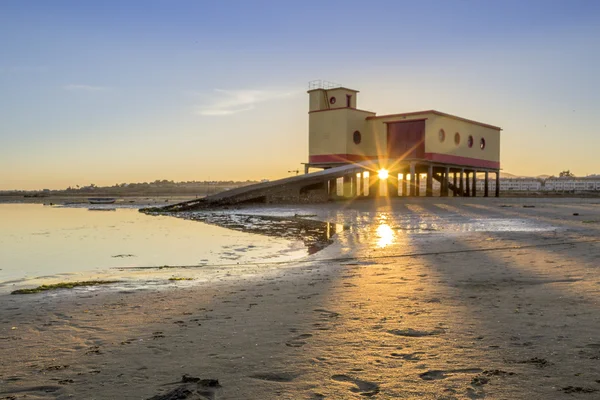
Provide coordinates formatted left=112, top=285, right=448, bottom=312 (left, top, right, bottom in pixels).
left=376, top=223, right=394, bottom=248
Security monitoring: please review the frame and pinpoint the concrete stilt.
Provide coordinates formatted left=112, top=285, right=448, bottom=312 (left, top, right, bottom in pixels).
left=343, top=175, right=352, bottom=197
left=484, top=171, right=489, bottom=197
left=453, top=172, right=458, bottom=197
left=495, top=171, right=500, bottom=197
left=400, top=172, right=406, bottom=196
left=426, top=165, right=433, bottom=197
left=329, top=178, right=337, bottom=199
left=442, top=167, right=450, bottom=197
left=465, top=171, right=471, bottom=197
left=472, top=170, right=477, bottom=197
left=409, top=162, right=416, bottom=197
left=415, top=172, right=421, bottom=197
left=368, top=173, right=379, bottom=197
left=387, top=171, right=399, bottom=197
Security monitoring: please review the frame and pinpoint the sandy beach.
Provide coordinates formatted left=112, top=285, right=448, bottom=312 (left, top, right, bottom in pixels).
left=2, top=197, right=600, bottom=399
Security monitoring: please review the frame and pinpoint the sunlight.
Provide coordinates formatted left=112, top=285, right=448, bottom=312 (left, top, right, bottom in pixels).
left=376, top=223, right=394, bottom=248
left=378, top=169, right=389, bottom=180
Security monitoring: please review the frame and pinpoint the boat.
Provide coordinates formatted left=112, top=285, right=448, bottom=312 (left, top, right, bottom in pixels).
left=88, top=197, right=116, bottom=204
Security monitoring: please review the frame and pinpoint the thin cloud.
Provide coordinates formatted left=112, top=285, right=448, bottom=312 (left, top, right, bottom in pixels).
left=194, top=88, right=298, bottom=116
left=64, top=84, right=110, bottom=92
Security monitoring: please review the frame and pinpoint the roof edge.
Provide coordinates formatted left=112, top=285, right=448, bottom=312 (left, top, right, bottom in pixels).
left=307, top=87, right=360, bottom=94
left=367, top=110, right=502, bottom=131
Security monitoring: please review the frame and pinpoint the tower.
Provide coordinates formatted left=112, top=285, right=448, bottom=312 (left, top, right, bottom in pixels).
left=307, top=81, right=375, bottom=169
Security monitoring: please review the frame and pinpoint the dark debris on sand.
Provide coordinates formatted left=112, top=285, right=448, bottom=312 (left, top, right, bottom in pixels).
left=147, top=375, right=221, bottom=400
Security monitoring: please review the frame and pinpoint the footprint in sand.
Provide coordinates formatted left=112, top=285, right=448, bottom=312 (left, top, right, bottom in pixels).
left=387, top=328, right=444, bottom=337
left=313, top=309, right=340, bottom=318
left=249, top=372, right=298, bottom=382
left=286, top=333, right=313, bottom=347
left=331, top=374, right=380, bottom=396
left=419, top=368, right=482, bottom=381
left=390, top=352, right=423, bottom=361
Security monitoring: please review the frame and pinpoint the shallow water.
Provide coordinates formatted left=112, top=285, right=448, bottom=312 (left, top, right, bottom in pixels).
left=0, top=204, right=309, bottom=285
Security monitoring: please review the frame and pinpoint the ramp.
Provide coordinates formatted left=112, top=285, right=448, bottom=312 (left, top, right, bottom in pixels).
left=151, top=160, right=380, bottom=212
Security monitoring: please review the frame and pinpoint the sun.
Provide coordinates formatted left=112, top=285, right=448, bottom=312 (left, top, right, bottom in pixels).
left=378, top=169, right=389, bottom=180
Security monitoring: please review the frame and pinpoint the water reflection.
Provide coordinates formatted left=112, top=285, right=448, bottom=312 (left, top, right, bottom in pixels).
left=176, top=212, right=347, bottom=255
left=376, top=223, right=395, bottom=248
left=0, top=204, right=310, bottom=284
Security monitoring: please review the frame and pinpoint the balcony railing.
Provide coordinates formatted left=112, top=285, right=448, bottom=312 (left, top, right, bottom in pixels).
left=308, top=80, right=341, bottom=90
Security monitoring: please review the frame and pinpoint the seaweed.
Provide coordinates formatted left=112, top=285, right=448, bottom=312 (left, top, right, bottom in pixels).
left=11, top=280, right=120, bottom=295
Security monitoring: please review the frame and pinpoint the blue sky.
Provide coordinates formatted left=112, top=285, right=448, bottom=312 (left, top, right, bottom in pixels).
left=1, top=0, right=599, bottom=189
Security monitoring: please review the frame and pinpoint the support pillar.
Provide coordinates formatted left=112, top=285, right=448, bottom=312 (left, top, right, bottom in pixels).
left=495, top=171, right=500, bottom=197
left=472, top=170, right=477, bottom=197
left=465, top=171, right=471, bottom=197
left=329, top=178, right=337, bottom=199
left=368, top=173, right=378, bottom=198
left=304, top=164, right=310, bottom=174
left=387, top=171, right=398, bottom=197
left=453, top=171, right=458, bottom=197
left=401, top=171, right=407, bottom=196
left=484, top=171, right=489, bottom=197
left=415, top=171, right=421, bottom=197
left=409, top=162, right=416, bottom=197
left=441, top=167, right=450, bottom=197
left=426, top=165, right=433, bottom=197
left=459, top=169, right=464, bottom=196
left=343, top=175, right=352, bottom=197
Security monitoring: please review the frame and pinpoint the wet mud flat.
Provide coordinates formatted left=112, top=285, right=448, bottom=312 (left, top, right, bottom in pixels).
left=2, top=198, right=600, bottom=399
left=158, top=211, right=347, bottom=255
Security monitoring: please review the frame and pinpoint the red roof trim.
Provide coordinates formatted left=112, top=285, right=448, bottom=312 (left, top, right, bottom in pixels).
left=309, top=154, right=381, bottom=163
left=424, top=153, right=500, bottom=169
left=309, top=153, right=500, bottom=170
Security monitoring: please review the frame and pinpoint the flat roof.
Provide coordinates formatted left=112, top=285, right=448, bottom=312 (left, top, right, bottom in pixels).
left=366, top=110, right=501, bottom=131
left=307, top=87, right=360, bottom=94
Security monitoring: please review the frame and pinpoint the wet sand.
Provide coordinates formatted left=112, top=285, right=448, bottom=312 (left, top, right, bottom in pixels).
left=2, top=197, right=600, bottom=399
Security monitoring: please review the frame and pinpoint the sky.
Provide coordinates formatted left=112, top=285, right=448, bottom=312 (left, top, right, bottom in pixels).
left=1, top=0, right=599, bottom=190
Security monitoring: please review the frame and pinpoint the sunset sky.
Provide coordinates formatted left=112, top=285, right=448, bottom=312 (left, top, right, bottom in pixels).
left=1, top=0, right=599, bottom=190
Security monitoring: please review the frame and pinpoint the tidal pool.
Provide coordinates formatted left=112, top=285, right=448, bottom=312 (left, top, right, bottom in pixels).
left=0, top=204, right=313, bottom=287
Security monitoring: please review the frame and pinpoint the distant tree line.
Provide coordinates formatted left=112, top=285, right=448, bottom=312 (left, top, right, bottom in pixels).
left=1, top=179, right=261, bottom=196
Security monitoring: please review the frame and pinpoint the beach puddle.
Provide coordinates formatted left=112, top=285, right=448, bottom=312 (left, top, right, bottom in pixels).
left=0, top=204, right=328, bottom=289
left=170, top=212, right=347, bottom=255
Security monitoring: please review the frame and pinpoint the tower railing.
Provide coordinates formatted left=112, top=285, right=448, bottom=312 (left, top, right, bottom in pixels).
left=308, top=80, right=341, bottom=90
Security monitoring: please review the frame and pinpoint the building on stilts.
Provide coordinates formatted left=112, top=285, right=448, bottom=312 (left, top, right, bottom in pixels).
left=304, top=80, right=501, bottom=199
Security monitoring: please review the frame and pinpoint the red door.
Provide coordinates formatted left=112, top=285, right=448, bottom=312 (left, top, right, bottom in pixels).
left=387, top=120, right=425, bottom=159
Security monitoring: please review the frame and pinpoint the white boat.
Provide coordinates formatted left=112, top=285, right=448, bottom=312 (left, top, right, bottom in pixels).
left=88, top=197, right=116, bottom=204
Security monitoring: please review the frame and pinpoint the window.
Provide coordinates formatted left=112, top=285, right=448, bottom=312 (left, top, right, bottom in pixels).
left=353, top=130, right=362, bottom=144
left=480, top=137, right=486, bottom=150
left=346, top=95, right=352, bottom=107
left=454, top=132, right=460, bottom=145
left=468, top=135, right=474, bottom=148
left=329, top=96, right=336, bottom=105
left=438, top=129, right=446, bottom=142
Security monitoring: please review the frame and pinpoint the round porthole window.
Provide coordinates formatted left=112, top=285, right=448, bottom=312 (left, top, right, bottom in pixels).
left=468, top=135, right=474, bottom=148
left=353, top=130, right=362, bottom=144
left=480, top=138, right=486, bottom=150
left=438, top=129, right=446, bottom=142
left=329, top=96, right=336, bottom=105
left=454, top=132, right=460, bottom=145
